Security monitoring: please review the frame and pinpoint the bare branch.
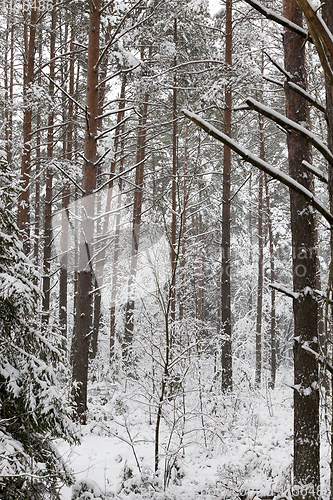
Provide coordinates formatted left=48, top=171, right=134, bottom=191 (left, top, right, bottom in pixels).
left=41, top=69, right=85, bottom=112
left=264, top=50, right=293, bottom=79
left=52, top=162, right=85, bottom=193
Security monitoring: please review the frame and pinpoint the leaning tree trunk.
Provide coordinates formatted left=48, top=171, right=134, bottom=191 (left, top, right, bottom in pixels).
left=283, top=1, right=319, bottom=498
left=221, top=0, right=232, bottom=392
left=72, top=0, right=100, bottom=423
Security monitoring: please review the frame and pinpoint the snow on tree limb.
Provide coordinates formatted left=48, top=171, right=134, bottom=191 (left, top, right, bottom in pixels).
left=269, top=282, right=299, bottom=300
left=182, top=108, right=333, bottom=225
left=301, top=160, right=328, bottom=183
left=243, top=0, right=313, bottom=42
left=301, top=343, right=333, bottom=375
left=245, top=97, right=333, bottom=165
left=287, top=82, right=326, bottom=113
left=295, top=0, right=333, bottom=56
left=295, top=0, right=333, bottom=95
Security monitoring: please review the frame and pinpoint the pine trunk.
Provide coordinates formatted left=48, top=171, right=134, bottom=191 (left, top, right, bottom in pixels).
left=59, top=21, right=74, bottom=337
left=19, top=1, right=38, bottom=253
left=255, top=115, right=265, bottom=387
left=72, top=0, right=100, bottom=423
left=170, top=18, right=178, bottom=332
left=221, top=0, right=232, bottom=392
left=124, top=53, right=149, bottom=362
left=110, top=92, right=126, bottom=361
left=322, top=2, right=333, bottom=498
left=34, top=31, right=42, bottom=267
left=264, top=174, right=276, bottom=389
left=91, top=27, right=111, bottom=358
left=283, top=1, right=319, bottom=498
left=42, top=0, right=56, bottom=323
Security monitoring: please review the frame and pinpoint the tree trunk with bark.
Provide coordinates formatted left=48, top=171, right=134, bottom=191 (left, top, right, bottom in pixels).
left=42, top=0, right=56, bottom=323
left=283, top=1, right=320, bottom=498
left=110, top=84, right=126, bottom=361
left=72, top=0, right=100, bottom=423
left=19, top=1, right=38, bottom=253
left=264, top=174, right=276, bottom=389
left=255, top=112, right=265, bottom=387
left=322, top=2, right=333, bottom=498
left=170, top=18, right=178, bottom=333
left=34, top=30, right=42, bottom=267
left=221, top=0, right=233, bottom=392
left=91, top=26, right=111, bottom=359
left=59, top=20, right=74, bottom=337
left=179, top=124, right=189, bottom=322
left=4, top=3, right=14, bottom=167
left=124, top=50, right=149, bottom=363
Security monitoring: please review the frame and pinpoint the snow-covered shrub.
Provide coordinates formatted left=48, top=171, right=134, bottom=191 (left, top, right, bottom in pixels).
left=0, top=159, right=77, bottom=499
left=72, top=478, right=105, bottom=499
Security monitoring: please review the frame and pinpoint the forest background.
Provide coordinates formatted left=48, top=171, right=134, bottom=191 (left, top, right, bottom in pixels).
left=1, top=0, right=332, bottom=499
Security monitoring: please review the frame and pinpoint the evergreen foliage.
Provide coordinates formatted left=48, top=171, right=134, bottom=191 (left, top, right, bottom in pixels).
left=0, top=158, right=77, bottom=499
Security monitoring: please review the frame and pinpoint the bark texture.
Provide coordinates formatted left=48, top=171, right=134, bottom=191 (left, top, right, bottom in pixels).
left=72, top=0, right=100, bottom=423
left=221, top=0, right=232, bottom=392
left=19, top=2, right=38, bottom=253
left=283, top=1, right=319, bottom=498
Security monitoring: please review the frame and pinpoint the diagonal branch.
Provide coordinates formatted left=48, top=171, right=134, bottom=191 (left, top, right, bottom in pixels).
left=302, top=160, right=328, bottom=183
left=245, top=97, right=333, bottom=165
left=287, top=82, right=326, bottom=113
left=295, top=0, right=333, bottom=56
left=243, top=0, right=313, bottom=42
left=182, top=108, right=333, bottom=225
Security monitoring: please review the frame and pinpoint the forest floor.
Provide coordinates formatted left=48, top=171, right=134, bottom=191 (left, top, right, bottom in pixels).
left=59, top=366, right=330, bottom=500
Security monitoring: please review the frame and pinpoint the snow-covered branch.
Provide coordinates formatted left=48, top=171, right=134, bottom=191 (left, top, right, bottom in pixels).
left=296, top=0, right=333, bottom=91
left=287, top=82, right=326, bottom=113
left=245, top=97, right=333, bottom=165
left=302, top=160, right=328, bottom=183
left=295, top=0, right=333, bottom=57
left=269, top=283, right=299, bottom=300
left=182, top=108, right=333, bottom=225
left=243, top=0, right=313, bottom=42
left=301, top=343, right=333, bottom=375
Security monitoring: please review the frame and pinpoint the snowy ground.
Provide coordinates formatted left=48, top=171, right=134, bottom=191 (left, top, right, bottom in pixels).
left=57, top=366, right=330, bottom=500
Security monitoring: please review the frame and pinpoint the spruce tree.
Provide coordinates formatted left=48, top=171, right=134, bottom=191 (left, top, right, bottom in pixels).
left=0, top=158, right=76, bottom=499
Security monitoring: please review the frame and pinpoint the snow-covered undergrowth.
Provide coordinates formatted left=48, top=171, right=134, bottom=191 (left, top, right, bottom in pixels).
left=58, top=364, right=303, bottom=500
